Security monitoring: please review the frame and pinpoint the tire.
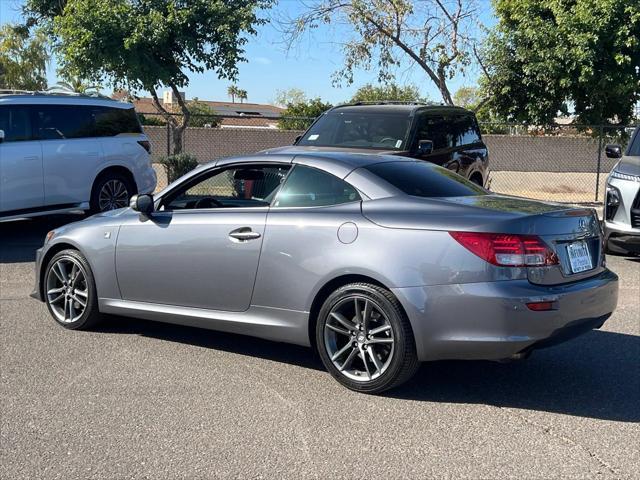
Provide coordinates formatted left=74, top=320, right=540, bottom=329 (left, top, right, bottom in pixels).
left=43, top=249, right=103, bottom=330
left=316, top=283, right=419, bottom=394
left=90, top=171, right=135, bottom=213
left=470, top=174, right=484, bottom=186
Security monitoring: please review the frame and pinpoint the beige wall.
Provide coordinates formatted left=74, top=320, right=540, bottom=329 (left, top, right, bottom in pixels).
left=145, top=126, right=613, bottom=174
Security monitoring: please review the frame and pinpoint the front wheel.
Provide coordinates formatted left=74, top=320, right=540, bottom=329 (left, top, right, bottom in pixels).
left=44, top=249, right=103, bottom=330
left=316, top=283, right=419, bottom=394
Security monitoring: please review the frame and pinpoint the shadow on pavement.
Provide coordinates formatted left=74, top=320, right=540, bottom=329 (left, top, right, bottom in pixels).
left=0, top=215, right=84, bottom=263
left=98, top=316, right=638, bottom=423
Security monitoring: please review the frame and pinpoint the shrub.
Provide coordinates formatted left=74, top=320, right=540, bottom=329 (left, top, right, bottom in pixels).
left=159, top=153, right=199, bottom=183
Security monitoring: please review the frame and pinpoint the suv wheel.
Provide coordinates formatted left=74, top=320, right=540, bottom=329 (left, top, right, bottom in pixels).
left=91, top=172, right=135, bottom=213
left=316, top=283, right=419, bottom=394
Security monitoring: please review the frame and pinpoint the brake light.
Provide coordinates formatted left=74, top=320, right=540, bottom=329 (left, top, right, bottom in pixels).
left=449, top=232, right=559, bottom=267
left=526, top=301, right=555, bottom=311
left=137, top=140, right=151, bottom=154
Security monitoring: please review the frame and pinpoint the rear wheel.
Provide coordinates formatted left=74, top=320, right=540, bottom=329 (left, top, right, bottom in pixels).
left=470, top=173, right=484, bottom=186
left=316, top=283, right=419, bottom=394
left=44, top=249, right=102, bottom=330
left=90, top=172, right=135, bottom=213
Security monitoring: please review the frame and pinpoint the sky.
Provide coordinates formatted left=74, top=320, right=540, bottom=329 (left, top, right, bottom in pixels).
left=0, top=0, right=497, bottom=105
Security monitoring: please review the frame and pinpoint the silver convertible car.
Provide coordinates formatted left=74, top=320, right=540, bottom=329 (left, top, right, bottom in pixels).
left=32, top=152, right=619, bottom=393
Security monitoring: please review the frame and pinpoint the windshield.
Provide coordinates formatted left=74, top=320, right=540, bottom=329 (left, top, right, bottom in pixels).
left=297, top=112, right=412, bottom=150
left=366, top=161, right=487, bottom=198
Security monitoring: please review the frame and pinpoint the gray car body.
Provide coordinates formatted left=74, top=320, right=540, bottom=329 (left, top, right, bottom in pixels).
left=33, top=152, right=618, bottom=361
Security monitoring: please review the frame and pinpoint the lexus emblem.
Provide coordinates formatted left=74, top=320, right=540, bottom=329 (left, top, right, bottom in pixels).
left=578, top=218, right=588, bottom=231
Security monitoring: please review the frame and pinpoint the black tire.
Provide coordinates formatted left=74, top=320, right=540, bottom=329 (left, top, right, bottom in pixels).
left=470, top=174, right=484, bottom=186
left=316, top=283, right=419, bottom=394
left=90, top=171, right=135, bottom=214
left=43, top=249, right=103, bottom=330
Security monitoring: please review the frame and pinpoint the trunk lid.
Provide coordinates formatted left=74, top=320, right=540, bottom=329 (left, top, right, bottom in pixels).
left=361, top=194, right=604, bottom=285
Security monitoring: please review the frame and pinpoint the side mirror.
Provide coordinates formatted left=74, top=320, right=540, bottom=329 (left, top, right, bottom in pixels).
left=0, top=129, right=5, bottom=144
left=605, top=144, right=622, bottom=159
left=293, top=135, right=301, bottom=145
left=417, top=139, right=433, bottom=156
left=130, top=194, right=154, bottom=215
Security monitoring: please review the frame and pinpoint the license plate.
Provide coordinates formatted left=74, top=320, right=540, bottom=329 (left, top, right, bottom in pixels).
left=567, top=241, right=593, bottom=273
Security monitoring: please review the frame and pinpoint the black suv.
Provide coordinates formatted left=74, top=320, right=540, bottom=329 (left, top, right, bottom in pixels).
left=267, top=103, right=489, bottom=186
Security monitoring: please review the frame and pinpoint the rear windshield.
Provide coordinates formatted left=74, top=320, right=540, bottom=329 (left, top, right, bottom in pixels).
left=366, top=161, right=487, bottom=197
left=297, top=112, right=412, bottom=150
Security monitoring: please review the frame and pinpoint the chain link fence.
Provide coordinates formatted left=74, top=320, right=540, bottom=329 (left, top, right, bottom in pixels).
left=140, top=112, right=638, bottom=204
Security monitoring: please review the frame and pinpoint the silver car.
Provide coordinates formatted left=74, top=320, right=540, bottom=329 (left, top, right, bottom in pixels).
left=32, top=152, right=619, bottom=393
left=604, top=127, right=640, bottom=255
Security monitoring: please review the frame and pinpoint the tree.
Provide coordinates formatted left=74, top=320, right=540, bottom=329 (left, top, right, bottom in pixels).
left=282, top=0, right=483, bottom=105
left=0, top=24, right=49, bottom=90
left=51, top=75, right=101, bottom=94
left=453, top=86, right=482, bottom=109
left=237, top=89, right=248, bottom=103
left=227, top=85, right=240, bottom=103
left=278, top=98, right=333, bottom=130
left=482, top=0, right=640, bottom=125
left=350, top=83, right=425, bottom=103
left=25, top=0, right=272, bottom=153
left=185, top=99, right=220, bottom=128
left=274, top=88, right=307, bottom=107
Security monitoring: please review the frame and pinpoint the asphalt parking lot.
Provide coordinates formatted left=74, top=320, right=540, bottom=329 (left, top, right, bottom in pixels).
left=1, top=215, right=638, bottom=479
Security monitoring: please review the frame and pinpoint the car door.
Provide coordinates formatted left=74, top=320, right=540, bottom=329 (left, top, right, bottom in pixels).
left=33, top=104, right=102, bottom=207
left=0, top=105, right=44, bottom=213
left=409, top=112, right=458, bottom=172
left=115, top=163, right=291, bottom=311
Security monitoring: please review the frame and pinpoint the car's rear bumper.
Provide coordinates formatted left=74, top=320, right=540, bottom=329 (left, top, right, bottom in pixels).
left=392, top=269, right=619, bottom=362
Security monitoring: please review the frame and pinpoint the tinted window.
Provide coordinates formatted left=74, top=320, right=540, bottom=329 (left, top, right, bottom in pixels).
left=164, top=165, right=290, bottom=210
left=366, top=161, right=487, bottom=197
left=414, top=114, right=454, bottom=150
left=628, top=128, right=640, bottom=156
left=0, top=106, right=32, bottom=142
left=274, top=165, right=361, bottom=207
left=452, top=114, right=482, bottom=146
left=92, top=107, right=142, bottom=136
left=298, top=112, right=412, bottom=150
left=33, top=105, right=141, bottom=140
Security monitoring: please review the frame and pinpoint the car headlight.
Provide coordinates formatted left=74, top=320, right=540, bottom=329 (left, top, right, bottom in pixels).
left=610, top=170, right=640, bottom=182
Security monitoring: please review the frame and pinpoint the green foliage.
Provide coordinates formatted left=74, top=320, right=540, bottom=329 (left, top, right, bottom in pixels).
left=0, top=24, right=49, bottom=90
left=138, top=114, right=165, bottom=126
left=484, top=0, right=640, bottom=125
left=453, top=87, right=482, bottom=109
left=52, top=75, right=101, bottom=94
left=159, top=153, right=199, bottom=183
left=274, top=88, right=307, bottom=107
left=24, top=0, right=272, bottom=153
left=286, top=1, right=480, bottom=105
left=278, top=98, right=333, bottom=130
left=184, top=99, right=220, bottom=128
left=350, top=83, right=426, bottom=103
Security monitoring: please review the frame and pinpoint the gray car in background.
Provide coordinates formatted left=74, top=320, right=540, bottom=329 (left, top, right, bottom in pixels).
left=32, top=152, right=618, bottom=393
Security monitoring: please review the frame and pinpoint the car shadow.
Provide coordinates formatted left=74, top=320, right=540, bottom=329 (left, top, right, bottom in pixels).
left=0, top=215, right=84, bottom=263
left=97, top=316, right=638, bottom=423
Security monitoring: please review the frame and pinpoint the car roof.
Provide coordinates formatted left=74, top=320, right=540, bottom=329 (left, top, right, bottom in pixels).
left=0, top=93, right=133, bottom=109
left=327, top=102, right=472, bottom=116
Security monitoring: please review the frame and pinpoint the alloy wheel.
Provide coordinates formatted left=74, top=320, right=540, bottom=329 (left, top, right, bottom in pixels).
left=98, top=179, right=129, bottom=211
left=46, top=257, right=89, bottom=324
left=324, top=295, right=395, bottom=381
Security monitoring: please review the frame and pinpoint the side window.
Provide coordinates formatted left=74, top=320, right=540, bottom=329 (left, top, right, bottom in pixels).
left=0, top=106, right=32, bottom=142
left=452, top=114, right=482, bottom=147
left=92, top=107, right=142, bottom=136
left=628, top=129, right=640, bottom=156
left=274, top=165, right=360, bottom=208
left=163, top=165, right=290, bottom=210
left=414, top=114, right=453, bottom=151
left=34, top=105, right=94, bottom=140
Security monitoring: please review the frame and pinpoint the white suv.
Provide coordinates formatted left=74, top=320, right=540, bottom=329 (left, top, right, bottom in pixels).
left=0, top=92, right=156, bottom=220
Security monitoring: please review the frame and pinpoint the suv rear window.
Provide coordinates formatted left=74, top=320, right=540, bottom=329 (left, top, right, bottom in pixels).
left=298, top=112, right=411, bottom=150
left=366, top=161, right=487, bottom=197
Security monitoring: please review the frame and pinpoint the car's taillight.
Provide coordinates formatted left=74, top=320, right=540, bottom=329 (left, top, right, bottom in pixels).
left=137, top=140, right=151, bottom=154
left=449, top=232, right=559, bottom=267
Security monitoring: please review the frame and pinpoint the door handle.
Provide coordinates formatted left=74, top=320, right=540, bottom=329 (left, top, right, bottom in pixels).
left=229, top=227, right=261, bottom=241
left=23, top=156, right=40, bottom=162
